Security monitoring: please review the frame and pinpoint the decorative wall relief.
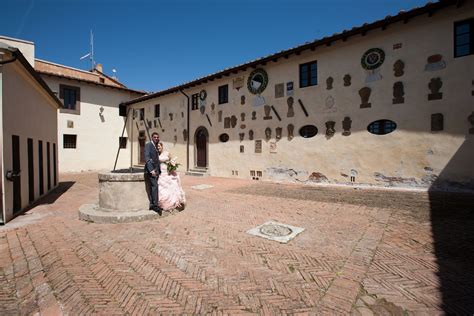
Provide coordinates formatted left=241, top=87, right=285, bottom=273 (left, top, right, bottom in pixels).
left=393, top=82, right=405, bottom=104
left=239, top=133, right=245, bottom=142
left=265, top=127, right=272, bottom=141
left=247, top=68, right=269, bottom=94
left=361, top=48, right=385, bottom=70
left=67, top=120, right=74, bottom=128
left=263, top=105, right=273, bottom=120
left=173, top=135, right=178, bottom=143
left=342, top=117, right=352, bottom=136
left=428, top=78, right=443, bottom=100
left=431, top=113, right=444, bottom=132
left=255, top=140, right=262, bottom=153
left=200, top=106, right=205, bottom=114
left=343, top=74, right=351, bottom=86
left=240, top=145, right=244, bottom=153
left=240, top=96, right=245, bottom=105
left=275, top=83, right=284, bottom=98
left=468, top=112, right=474, bottom=134
left=218, top=110, right=223, bottom=122
left=287, top=97, right=295, bottom=117
left=326, top=77, right=334, bottom=90
left=298, top=99, right=309, bottom=117
left=252, top=111, right=257, bottom=120
left=324, top=96, right=336, bottom=113
left=287, top=124, right=294, bottom=140
left=233, top=76, right=244, bottom=90
left=230, top=115, right=237, bottom=128
left=271, top=105, right=281, bottom=121
left=269, top=142, right=277, bottom=153
left=224, top=117, right=231, bottom=128
left=183, top=129, right=188, bottom=141
left=240, top=124, right=246, bottom=129
left=359, top=87, right=372, bottom=108
left=275, top=127, right=282, bottom=140
left=210, top=102, right=215, bottom=112
left=286, top=82, right=294, bottom=96
left=241, top=113, right=245, bottom=121
left=393, top=60, right=405, bottom=77
left=249, top=130, right=254, bottom=140
left=325, top=121, right=336, bottom=138
left=169, top=113, right=173, bottom=121
left=425, top=54, right=446, bottom=71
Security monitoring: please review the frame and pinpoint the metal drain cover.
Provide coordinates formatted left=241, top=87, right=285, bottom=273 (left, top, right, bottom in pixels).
left=247, top=221, right=304, bottom=243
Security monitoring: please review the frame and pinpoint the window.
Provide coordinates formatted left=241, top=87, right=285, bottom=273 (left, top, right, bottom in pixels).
left=299, top=125, right=318, bottom=138
left=192, top=93, right=199, bottom=110
left=139, top=108, right=145, bottom=120
left=218, top=84, right=228, bottom=104
left=299, top=60, right=318, bottom=88
left=119, top=104, right=127, bottom=117
left=63, top=134, right=77, bottom=148
left=367, top=120, right=397, bottom=135
left=59, top=84, right=80, bottom=114
left=454, top=18, right=473, bottom=57
left=154, top=104, right=160, bottom=118
left=119, top=137, right=127, bottom=148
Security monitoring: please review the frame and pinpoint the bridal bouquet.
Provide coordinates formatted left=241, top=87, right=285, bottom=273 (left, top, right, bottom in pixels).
left=166, top=157, right=180, bottom=173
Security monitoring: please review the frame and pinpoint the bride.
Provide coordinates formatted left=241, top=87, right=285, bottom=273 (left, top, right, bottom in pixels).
left=157, top=142, right=186, bottom=211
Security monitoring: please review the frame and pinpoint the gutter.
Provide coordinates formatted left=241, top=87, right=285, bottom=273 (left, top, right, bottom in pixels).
left=179, top=90, right=190, bottom=172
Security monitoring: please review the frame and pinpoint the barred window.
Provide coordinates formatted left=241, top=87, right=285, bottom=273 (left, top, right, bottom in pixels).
left=63, top=134, right=77, bottom=149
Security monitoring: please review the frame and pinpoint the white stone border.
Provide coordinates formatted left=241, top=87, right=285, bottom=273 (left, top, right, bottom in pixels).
left=246, top=221, right=305, bottom=243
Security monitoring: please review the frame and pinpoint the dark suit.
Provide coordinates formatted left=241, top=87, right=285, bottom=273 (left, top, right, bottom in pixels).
left=144, top=141, right=161, bottom=209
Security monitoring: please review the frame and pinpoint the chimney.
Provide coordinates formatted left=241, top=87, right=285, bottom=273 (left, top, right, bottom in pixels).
left=95, top=63, right=103, bottom=72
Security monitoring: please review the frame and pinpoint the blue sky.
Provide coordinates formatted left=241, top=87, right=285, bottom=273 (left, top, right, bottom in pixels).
left=1, top=0, right=431, bottom=92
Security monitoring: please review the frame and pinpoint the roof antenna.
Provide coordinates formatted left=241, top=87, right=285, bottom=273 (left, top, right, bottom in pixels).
left=79, top=30, right=95, bottom=70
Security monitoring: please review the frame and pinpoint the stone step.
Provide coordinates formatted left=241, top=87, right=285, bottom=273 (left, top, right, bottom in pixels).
left=186, top=168, right=209, bottom=177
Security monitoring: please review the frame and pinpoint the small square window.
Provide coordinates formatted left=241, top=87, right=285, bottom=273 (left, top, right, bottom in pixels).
left=119, top=137, right=128, bottom=148
left=191, top=93, right=199, bottom=110
left=154, top=104, right=160, bottom=118
left=63, top=134, right=77, bottom=149
left=59, top=84, right=80, bottom=114
left=218, top=85, right=229, bottom=104
left=119, top=104, right=127, bottom=117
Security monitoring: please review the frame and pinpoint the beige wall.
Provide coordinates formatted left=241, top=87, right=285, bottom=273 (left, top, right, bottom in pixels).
left=130, top=3, right=474, bottom=189
left=1, top=61, right=58, bottom=223
left=41, top=76, right=141, bottom=172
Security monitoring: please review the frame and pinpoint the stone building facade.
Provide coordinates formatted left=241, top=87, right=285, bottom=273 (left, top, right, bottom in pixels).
left=123, top=0, right=474, bottom=190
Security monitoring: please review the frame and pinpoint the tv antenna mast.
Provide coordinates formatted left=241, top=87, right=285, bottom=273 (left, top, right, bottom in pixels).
left=79, top=30, right=95, bottom=70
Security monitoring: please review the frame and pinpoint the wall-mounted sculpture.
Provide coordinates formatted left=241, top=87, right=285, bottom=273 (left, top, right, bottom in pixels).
left=359, top=87, right=372, bottom=108
left=265, top=127, right=272, bottom=141
left=342, top=117, right=352, bottom=136
left=325, top=96, right=336, bottom=113
left=428, top=78, right=443, bottom=100
left=287, top=97, right=294, bottom=117
left=431, top=113, right=444, bottom=132
left=210, top=102, right=215, bottom=112
left=218, top=110, right=223, bottom=122
left=393, top=82, right=405, bottom=104
left=173, top=135, right=178, bottom=143
left=263, top=105, right=272, bottom=120
left=249, top=129, right=254, bottom=140
left=247, top=68, right=269, bottom=94
left=252, top=111, right=257, bottom=120
left=183, top=129, right=188, bottom=141
left=169, top=113, right=173, bottom=121
left=343, top=74, right=351, bottom=86
left=255, top=140, right=262, bottom=153
left=326, top=77, right=333, bottom=90
left=287, top=124, right=294, bottom=140
left=468, top=112, right=474, bottom=134
left=241, top=95, right=246, bottom=105
left=230, top=115, right=237, bottom=128
left=325, top=121, right=336, bottom=138
left=275, top=127, right=282, bottom=140
left=200, top=106, right=205, bottom=115
left=224, top=117, right=230, bottom=129
left=425, top=54, right=446, bottom=71
left=275, top=83, right=284, bottom=98
left=241, top=113, right=245, bottom=121
left=240, top=145, right=244, bottom=153
left=393, top=60, right=405, bottom=77
left=239, top=133, right=245, bottom=142
left=240, top=124, right=246, bottom=129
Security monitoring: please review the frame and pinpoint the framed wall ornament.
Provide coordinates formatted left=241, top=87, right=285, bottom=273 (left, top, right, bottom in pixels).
left=199, top=90, right=207, bottom=100
left=361, top=48, right=385, bottom=70
left=247, top=68, right=268, bottom=94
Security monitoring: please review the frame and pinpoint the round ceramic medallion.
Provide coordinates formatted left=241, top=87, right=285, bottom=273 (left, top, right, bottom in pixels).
left=361, top=48, right=385, bottom=70
left=199, top=89, right=207, bottom=100
left=247, top=68, right=268, bottom=94
left=259, top=224, right=293, bottom=237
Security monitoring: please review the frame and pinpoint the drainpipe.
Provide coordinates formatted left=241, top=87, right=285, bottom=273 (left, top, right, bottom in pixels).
left=179, top=90, right=190, bottom=172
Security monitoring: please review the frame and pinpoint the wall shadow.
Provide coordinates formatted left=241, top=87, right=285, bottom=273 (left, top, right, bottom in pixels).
left=22, top=181, right=75, bottom=212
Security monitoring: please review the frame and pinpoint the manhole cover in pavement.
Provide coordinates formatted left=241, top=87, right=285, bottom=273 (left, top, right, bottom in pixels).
left=259, top=224, right=292, bottom=237
left=247, top=221, right=305, bottom=243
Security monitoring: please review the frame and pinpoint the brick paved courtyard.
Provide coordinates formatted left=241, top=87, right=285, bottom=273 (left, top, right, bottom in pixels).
left=1, top=172, right=473, bottom=315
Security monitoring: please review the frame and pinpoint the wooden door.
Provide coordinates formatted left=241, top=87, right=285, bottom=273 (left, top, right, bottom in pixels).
left=196, top=129, right=207, bottom=167
left=12, top=135, right=21, bottom=213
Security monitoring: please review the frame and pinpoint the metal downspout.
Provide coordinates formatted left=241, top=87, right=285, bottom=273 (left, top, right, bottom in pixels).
left=179, top=90, right=190, bottom=172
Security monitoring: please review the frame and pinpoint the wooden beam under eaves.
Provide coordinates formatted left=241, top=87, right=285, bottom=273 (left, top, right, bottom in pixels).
left=326, top=42, right=332, bottom=46
left=272, top=58, right=278, bottom=62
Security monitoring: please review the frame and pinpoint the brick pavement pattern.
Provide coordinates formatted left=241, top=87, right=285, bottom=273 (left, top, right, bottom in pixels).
left=0, top=173, right=473, bottom=315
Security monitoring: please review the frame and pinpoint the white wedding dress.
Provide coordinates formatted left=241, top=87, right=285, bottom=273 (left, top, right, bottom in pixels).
left=158, top=151, right=186, bottom=210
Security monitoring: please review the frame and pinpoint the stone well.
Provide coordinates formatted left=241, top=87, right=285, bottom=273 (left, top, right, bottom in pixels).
left=79, top=169, right=161, bottom=223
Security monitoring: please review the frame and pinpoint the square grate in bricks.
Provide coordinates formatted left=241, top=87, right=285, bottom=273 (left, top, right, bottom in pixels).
left=191, top=184, right=214, bottom=190
left=246, top=221, right=305, bottom=243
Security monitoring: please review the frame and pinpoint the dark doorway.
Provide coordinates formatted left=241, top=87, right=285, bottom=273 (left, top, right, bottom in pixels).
left=38, top=140, right=44, bottom=195
left=47, top=142, right=51, bottom=190
left=195, top=127, right=208, bottom=168
left=28, top=138, right=34, bottom=203
left=12, top=135, right=21, bottom=213
left=53, top=143, right=57, bottom=186
left=139, top=131, right=146, bottom=164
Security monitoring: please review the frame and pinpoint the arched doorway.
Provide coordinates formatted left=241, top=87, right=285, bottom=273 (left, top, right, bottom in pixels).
left=195, top=127, right=208, bottom=168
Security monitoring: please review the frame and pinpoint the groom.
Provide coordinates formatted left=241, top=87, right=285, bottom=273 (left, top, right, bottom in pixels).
left=144, top=132, right=162, bottom=215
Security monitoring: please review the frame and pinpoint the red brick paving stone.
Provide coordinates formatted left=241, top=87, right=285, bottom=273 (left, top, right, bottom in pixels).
left=0, top=172, right=473, bottom=314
